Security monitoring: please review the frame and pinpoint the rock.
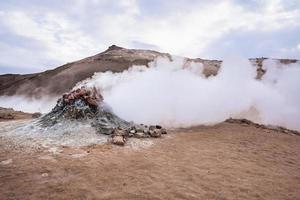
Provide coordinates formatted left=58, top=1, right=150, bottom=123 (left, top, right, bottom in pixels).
left=128, top=128, right=136, bottom=137
left=130, top=129, right=136, bottom=134
left=149, top=129, right=162, bottom=138
left=112, top=128, right=127, bottom=145
left=161, top=128, right=167, bottom=134
left=113, top=128, right=127, bottom=136
left=112, top=135, right=126, bottom=145
left=85, top=96, right=98, bottom=107
left=148, top=125, right=165, bottom=137
left=155, top=125, right=162, bottom=129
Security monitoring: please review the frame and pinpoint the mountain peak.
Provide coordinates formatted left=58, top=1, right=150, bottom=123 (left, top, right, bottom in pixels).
left=106, top=45, right=124, bottom=52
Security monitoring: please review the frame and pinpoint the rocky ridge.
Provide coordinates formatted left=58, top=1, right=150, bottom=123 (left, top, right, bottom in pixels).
left=225, top=118, right=300, bottom=136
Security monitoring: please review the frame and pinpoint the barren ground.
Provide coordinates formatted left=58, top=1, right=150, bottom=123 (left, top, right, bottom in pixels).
left=0, top=121, right=300, bottom=200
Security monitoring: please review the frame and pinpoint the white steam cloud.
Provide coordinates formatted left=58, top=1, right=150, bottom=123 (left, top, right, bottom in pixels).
left=78, top=57, right=300, bottom=130
left=0, top=96, right=57, bottom=113
left=1, top=57, right=299, bottom=131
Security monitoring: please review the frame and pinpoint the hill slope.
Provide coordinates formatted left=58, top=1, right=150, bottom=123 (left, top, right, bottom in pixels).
left=0, top=45, right=298, bottom=97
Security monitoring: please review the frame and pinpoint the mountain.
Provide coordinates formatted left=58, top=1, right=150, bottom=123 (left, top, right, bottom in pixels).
left=0, top=45, right=170, bottom=97
left=0, top=45, right=298, bottom=97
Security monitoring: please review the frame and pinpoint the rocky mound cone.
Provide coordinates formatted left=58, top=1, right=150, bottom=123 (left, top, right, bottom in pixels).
left=39, top=87, right=167, bottom=145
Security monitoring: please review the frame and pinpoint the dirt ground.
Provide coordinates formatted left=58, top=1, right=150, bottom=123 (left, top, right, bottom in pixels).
left=0, top=121, right=300, bottom=200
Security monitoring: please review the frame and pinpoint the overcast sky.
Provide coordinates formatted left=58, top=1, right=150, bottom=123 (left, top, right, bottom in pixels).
left=0, top=0, right=300, bottom=74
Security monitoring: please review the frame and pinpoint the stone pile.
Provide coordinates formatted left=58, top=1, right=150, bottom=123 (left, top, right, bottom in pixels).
left=39, top=87, right=167, bottom=145
left=41, top=87, right=102, bottom=125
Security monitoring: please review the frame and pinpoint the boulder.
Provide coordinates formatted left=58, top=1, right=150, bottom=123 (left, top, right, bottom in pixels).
left=113, top=128, right=127, bottom=136
left=149, top=129, right=162, bottom=138
left=112, top=135, right=126, bottom=145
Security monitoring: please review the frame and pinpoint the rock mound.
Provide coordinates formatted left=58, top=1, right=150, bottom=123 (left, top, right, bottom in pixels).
left=39, top=87, right=167, bottom=145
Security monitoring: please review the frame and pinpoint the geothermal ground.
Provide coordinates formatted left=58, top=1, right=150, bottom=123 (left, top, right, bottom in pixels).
left=1, top=46, right=300, bottom=199
left=1, top=119, right=299, bottom=200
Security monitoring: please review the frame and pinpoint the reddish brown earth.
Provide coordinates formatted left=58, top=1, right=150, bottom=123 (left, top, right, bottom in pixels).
left=1, top=121, right=299, bottom=200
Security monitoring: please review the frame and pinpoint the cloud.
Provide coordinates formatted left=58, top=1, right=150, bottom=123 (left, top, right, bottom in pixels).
left=0, top=0, right=299, bottom=74
left=1, top=10, right=101, bottom=64
left=203, top=26, right=300, bottom=59
left=134, top=0, right=300, bottom=57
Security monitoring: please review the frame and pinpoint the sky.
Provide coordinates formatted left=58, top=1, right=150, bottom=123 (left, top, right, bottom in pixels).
left=0, top=0, right=300, bottom=74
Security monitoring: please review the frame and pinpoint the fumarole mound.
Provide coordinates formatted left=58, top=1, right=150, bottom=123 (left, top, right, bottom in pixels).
left=39, top=87, right=167, bottom=145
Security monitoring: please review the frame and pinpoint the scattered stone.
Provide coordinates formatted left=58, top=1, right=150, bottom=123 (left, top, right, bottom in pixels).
left=113, top=128, right=127, bottom=136
left=161, top=128, right=167, bottom=134
left=149, top=129, right=161, bottom=138
left=148, top=125, right=165, bottom=137
left=129, top=129, right=136, bottom=134
left=112, top=135, right=126, bottom=145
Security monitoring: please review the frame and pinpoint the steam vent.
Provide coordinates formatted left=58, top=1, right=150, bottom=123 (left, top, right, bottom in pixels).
left=39, top=86, right=167, bottom=145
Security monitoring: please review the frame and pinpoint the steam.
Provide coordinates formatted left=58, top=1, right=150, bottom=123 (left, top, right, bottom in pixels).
left=0, top=96, right=57, bottom=113
left=78, top=57, right=300, bottom=130
left=1, top=57, right=299, bottom=131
